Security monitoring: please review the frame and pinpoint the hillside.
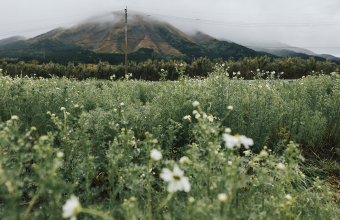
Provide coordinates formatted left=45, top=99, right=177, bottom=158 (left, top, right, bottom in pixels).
left=0, top=13, right=275, bottom=64
left=0, top=36, right=26, bottom=46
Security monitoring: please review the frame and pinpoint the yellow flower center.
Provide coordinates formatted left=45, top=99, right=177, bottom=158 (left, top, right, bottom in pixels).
left=173, top=175, right=181, bottom=181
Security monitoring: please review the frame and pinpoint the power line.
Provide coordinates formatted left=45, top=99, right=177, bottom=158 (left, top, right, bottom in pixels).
left=129, top=6, right=340, bottom=16
left=130, top=10, right=340, bottom=27
left=2, top=9, right=340, bottom=39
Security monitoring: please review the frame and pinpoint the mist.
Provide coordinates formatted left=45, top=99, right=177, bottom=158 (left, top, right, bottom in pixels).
left=1, top=0, right=340, bottom=56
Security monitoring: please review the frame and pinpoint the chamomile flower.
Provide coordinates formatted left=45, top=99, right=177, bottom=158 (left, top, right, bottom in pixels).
left=218, top=193, right=227, bottom=202
left=11, top=115, right=19, bottom=120
left=208, top=115, right=214, bottom=122
left=62, top=195, right=82, bottom=220
left=222, top=134, right=254, bottom=149
left=192, top=101, right=200, bottom=107
left=150, top=149, right=162, bottom=161
left=285, top=194, right=292, bottom=200
left=160, top=165, right=190, bottom=192
left=277, top=163, right=286, bottom=171
left=184, top=115, right=191, bottom=121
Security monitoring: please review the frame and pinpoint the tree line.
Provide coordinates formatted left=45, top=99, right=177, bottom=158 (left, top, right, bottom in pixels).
left=1, top=56, right=338, bottom=80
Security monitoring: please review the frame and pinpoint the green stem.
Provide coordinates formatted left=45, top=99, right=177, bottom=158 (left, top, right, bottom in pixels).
left=220, top=202, right=224, bottom=217
left=23, top=191, right=40, bottom=220
left=156, top=192, right=174, bottom=213
left=147, top=160, right=153, bottom=220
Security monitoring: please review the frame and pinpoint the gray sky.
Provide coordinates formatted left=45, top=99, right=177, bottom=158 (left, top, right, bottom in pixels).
left=1, top=0, right=340, bottom=56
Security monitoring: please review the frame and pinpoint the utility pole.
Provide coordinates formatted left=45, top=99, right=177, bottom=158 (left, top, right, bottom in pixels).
left=125, top=7, right=128, bottom=76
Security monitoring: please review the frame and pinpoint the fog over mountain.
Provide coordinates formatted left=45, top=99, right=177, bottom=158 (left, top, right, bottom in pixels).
left=1, top=0, right=340, bottom=56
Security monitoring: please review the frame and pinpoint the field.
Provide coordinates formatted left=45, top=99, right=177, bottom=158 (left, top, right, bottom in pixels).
left=0, top=66, right=340, bottom=219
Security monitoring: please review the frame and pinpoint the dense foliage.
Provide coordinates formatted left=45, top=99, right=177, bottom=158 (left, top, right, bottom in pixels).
left=0, top=67, right=340, bottom=219
left=1, top=55, right=339, bottom=81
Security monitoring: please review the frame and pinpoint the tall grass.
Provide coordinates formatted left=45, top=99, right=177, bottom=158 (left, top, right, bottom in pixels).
left=0, top=67, right=339, bottom=219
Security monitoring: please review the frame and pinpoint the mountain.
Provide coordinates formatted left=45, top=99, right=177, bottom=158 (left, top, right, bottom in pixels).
left=0, top=36, right=27, bottom=46
left=239, top=40, right=340, bottom=64
left=0, top=13, right=272, bottom=64
left=317, top=54, right=340, bottom=63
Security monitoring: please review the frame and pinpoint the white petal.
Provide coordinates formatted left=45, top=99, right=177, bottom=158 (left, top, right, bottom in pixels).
left=223, top=134, right=239, bottom=149
left=172, top=165, right=184, bottom=177
left=239, top=135, right=254, bottom=149
left=181, top=177, right=191, bottom=192
left=173, top=181, right=182, bottom=192
left=167, top=181, right=176, bottom=192
left=160, top=168, right=173, bottom=182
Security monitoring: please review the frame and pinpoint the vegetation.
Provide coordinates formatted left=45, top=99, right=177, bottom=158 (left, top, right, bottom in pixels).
left=0, top=66, right=340, bottom=219
left=1, top=55, right=339, bottom=81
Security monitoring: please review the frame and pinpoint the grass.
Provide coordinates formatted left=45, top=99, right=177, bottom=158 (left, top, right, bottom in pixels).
left=0, top=66, right=339, bottom=219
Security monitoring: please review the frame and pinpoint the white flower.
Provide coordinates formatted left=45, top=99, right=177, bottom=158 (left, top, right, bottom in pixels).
left=271, top=71, right=275, bottom=75
left=218, top=193, right=227, bottom=202
left=62, top=195, right=82, bottom=220
left=179, top=156, right=190, bottom=164
left=193, top=110, right=198, bottom=115
left=61, top=107, right=66, bottom=111
left=161, top=69, right=164, bottom=71
left=120, top=102, right=124, bottom=106
left=228, top=161, right=232, bottom=166
left=203, top=113, right=207, bottom=119
left=39, top=135, right=49, bottom=141
left=195, top=113, right=201, bottom=119
left=285, top=194, right=292, bottom=200
left=11, top=115, right=19, bottom=120
left=223, top=134, right=239, bottom=149
left=238, top=135, right=254, bottom=149
left=243, top=150, right=251, bottom=156
left=237, top=71, right=241, bottom=75
left=74, top=104, right=79, bottom=108
left=184, top=115, right=191, bottom=121
left=160, top=165, right=190, bottom=192
left=150, top=149, right=162, bottom=161
left=225, top=128, right=231, bottom=133
left=192, top=101, right=199, bottom=107
left=222, top=134, right=254, bottom=149
left=208, top=115, right=214, bottom=122
left=188, top=197, right=195, bottom=203
left=277, top=163, right=286, bottom=171
left=259, top=150, right=268, bottom=158
left=227, top=106, right=233, bottom=110
left=57, top=152, right=64, bottom=158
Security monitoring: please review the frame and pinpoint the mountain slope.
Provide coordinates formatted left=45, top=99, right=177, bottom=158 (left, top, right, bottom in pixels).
left=0, top=36, right=27, bottom=46
left=0, top=13, right=272, bottom=63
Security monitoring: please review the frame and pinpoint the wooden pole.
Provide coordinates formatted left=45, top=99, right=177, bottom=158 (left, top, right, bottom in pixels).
left=125, top=7, right=128, bottom=76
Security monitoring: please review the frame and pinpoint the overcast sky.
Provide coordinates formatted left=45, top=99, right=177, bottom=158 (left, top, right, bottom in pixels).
left=1, top=0, right=340, bottom=56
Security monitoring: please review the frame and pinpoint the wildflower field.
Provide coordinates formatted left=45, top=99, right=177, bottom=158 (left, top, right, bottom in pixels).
left=0, top=66, right=340, bottom=219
